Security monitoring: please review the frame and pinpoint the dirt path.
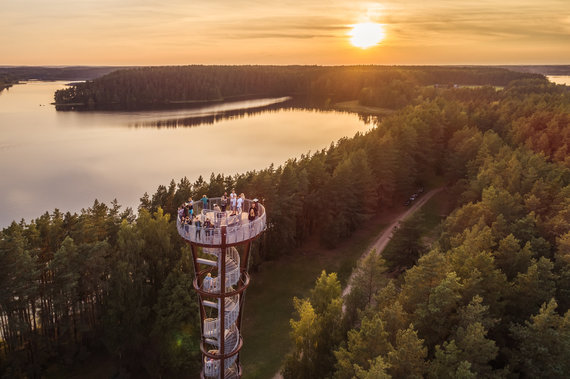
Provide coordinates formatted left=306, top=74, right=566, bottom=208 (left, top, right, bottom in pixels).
left=342, top=187, right=444, bottom=297
left=271, top=187, right=443, bottom=379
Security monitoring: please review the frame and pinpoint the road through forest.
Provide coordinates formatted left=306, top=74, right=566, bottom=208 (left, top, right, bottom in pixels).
left=342, top=186, right=444, bottom=297
left=271, top=186, right=444, bottom=379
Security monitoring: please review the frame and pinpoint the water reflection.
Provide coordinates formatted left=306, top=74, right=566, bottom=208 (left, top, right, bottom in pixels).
left=129, top=100, right=375, bottom=129
left=0, top=81, right=374, bottom=227
left=130, top=98, right=295, bottom=128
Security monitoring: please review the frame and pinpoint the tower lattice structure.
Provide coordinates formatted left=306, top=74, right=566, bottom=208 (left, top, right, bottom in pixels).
left=177, top=197, right=266, bottom=379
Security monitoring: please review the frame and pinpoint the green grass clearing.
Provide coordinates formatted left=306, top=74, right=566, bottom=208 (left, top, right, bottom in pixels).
left=240, top=216, right=389, bottom=379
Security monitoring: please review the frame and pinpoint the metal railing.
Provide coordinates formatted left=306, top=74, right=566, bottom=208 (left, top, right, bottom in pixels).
left=203, top=315, right=241, bottom=378
left=182, top=197, right=265, bottom=378
left=177, top=197, right=266, bottom=245
left=203, top=295, right=240, bottom=338
left=204, top=360, right=239, bottom=379
left=203, top=324, right=240, bottom=374
left=201, top=248, right=241, bottom=293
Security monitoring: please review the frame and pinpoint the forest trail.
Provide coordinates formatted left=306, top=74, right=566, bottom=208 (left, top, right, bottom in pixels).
left=341, top=186, right=444, bottom=297
left=271, top=187, right=444, bottom=379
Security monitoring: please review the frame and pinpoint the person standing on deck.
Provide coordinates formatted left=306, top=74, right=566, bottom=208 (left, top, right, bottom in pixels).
left=194, top=215, right=202, bottom=240
left=250, top=198, right=260, bottom=217
left=248, top=207, right=256, bottom=238
left=204, top=218, right=212, bottom=237
left=184, top=215, right=191, bottom=235
left=230, top=189, right=237, bottom=215
left=220, top=192, right=228, bottom=212
left=248, top=208, right=256, bottom=222
left=237, top=193, right=244, bottom=216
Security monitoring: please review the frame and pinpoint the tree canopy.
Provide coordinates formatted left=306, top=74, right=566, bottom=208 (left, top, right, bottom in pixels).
left=2, top=67, right=569, bottom=377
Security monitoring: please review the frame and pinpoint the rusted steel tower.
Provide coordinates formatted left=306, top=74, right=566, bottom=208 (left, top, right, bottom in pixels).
left=176, top=197, right=266, bottom=379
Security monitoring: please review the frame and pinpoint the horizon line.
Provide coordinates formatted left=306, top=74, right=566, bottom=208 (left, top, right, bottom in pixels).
left=2, top=63, right=569, bottom=68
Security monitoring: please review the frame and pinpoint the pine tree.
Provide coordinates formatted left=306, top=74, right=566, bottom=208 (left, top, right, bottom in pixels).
left=334, top=314, right=393, bottom=379
left=283, top=271, right=344, bottom=379
left=344, top=250, right=387, bottom=326
left=386, top=325, right=428, bottom=378
left=509, top=299, right=570, bottom=378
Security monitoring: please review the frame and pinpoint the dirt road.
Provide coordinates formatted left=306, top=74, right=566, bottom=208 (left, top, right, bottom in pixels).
left=271, top=187, right=443, bottom=379
left=342, top=187, right=444, bottom=297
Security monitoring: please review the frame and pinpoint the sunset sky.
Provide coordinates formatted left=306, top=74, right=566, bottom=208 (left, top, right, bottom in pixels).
left=2, top=0, right=569, bottom=65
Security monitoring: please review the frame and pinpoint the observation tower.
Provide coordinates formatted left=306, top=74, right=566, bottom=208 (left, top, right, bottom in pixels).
left=176, top=197, right=266, bottom=379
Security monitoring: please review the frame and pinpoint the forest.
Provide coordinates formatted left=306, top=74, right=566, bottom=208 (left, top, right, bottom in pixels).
left=0, top=67, right=125, bottom=83
left=0, top=76, right=17, bottom=92
left=0, top=66, right=126, bottom=94
left=1, top=69, right=569, bottom=377
left=281, top=78, right=570, bottom=378
left=53, top=65, right=542, bottom=110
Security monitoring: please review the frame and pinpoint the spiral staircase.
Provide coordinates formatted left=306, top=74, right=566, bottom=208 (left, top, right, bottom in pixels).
left=178, top=198, right=266, bottom=378
left=200, top=247, right=241, bottom=378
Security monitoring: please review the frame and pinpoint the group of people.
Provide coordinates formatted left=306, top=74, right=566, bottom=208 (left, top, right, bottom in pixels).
left=217, top=189, right=246, bottom=215
left=177, top=190, right=262, bottom=241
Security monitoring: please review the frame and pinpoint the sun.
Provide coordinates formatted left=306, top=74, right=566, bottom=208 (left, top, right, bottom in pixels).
left=349, top=22, right=385, bottom=49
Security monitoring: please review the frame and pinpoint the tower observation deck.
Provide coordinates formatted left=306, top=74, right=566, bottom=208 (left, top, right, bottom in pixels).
left=176, top=197, right=266, bottom=379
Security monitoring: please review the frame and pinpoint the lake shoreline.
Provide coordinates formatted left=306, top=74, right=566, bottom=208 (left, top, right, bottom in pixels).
left=0, top=81, right=373, bottom=228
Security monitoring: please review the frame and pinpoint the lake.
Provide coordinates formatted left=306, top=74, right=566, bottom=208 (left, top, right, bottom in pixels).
left=0, top=81, right=372, bottom=227
left=3, top=76, right=567, bottom=228
left=547, top=75, right=570, bottom=86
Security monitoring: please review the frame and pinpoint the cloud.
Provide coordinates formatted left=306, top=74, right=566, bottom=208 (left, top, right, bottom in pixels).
left=1, top=0, right=568, bottom=64
left=381, top=1, right=569, bottom=43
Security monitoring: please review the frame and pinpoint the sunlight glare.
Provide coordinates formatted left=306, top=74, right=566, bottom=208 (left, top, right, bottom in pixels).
left=349, top=22, right=385, bottom=49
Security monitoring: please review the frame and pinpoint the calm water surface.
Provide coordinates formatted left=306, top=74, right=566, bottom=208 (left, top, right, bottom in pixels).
left=547, top=75, right=570, bottom=86
left=0, top=81, right=372, bottom=227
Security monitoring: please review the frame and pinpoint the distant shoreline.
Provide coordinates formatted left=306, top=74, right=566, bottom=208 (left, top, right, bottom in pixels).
left=333, top=100, right=395, bottom=116
left=496, top=65, right=570, bottom=76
